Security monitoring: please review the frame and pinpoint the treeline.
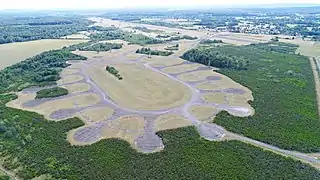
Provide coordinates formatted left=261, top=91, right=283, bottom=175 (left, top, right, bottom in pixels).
left=0, top=48, right=87, bottom=93
left=165, top=44, right=179, bottom=51
left=136, top=48, right=174, bottom=56
left=166, top=35, right=197, bottom=41
left=35, top=87, right=68, bottom=99
left=0, top=16, right=91, bottom=44
left=249, top=42, right=299, bottom=54
left=200, top=39, right=223, bottom=44
left=79, top=42, right=122, bottom=52
left=106, top=66, right=122, bottom=80
left=181, top=48, right=249, bottom=70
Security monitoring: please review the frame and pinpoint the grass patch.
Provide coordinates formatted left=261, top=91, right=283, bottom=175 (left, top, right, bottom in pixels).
left=0, top=94, right=319, bottom=179
left=211, top=42, right=320, bottom=152
left=35, top=87, right=68, bottom=99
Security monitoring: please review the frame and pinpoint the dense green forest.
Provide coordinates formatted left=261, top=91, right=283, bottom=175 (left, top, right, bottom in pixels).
left=0, top=16, right=91, bottom=44
left=0, top=47, right=87, bottom=93
left=35, top=87, right=68, bottom=99
left=181, top=47, right=249, bottom=70
left=106, top=66, right=122, bottom=80
left=0, top=94, right=319, bottom=179
left=79, top=42, right=122, bottom=52
left=136, top=48, right=174, bottom=56
left=210, top=42, right=320, bottom=152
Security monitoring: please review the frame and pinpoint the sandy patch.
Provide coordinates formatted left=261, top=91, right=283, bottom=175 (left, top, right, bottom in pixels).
left=155, top=114, right=193, bottom=132
left=202, top=92, right=227, bottom=105
left=62, top=83, right=91, bottom=93
left=57, top=75, right=84, bottom=85
left=178, top=70, right=216, bottom=81
left=81, top=106, right=114, bottom=122
left=147, top=57, right=185, bottom=67
left=189, top=105, right=219, bottom=122
left=161, top=63, right=203, bottom=74
left=87, top=62, right=191, bottom=110
left=60, top=69, right=79, bottom=76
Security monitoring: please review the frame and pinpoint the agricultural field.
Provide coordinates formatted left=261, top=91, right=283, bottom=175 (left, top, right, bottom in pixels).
left=0, top=39, right=87, bottom=70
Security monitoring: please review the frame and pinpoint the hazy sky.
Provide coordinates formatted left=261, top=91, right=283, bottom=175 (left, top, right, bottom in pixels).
left=1, top=0, right=319, bottom=10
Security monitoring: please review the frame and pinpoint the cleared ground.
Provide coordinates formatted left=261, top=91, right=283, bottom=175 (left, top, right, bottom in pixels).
left=0, top=39, right=87, bottom=70
left=87, top=62, right=192, bottom=110
left=7, top=32, right=254, bottom=153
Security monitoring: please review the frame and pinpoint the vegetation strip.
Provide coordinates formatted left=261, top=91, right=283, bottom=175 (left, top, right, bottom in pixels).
left=36, top=87, right=69, bottom=99
left=136, top=48, right=173, bottom=56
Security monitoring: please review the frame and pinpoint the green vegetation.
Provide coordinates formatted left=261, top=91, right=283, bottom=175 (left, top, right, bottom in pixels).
left=79, top=42, right=122, bottom=52
left=200, top=39, right=223, bottom=44
left=0, top=94, right=319, bottom=179
left=0, top=16, right=91, bottom=44
left=90, top=28, right=163, bottom=45
left=132, top=26, right=163, bottom=33
left=165, top=44, right=179, bottom=51
left=166, top=35, right=197, bottom=41
left=181, top=47, right=249, bottom=70
left=136, top=48, right=174, bottom=56
left=106, top=66, right=122, bottom=80
left=0, top=175, right=10, bottom=180
left=0, top=46, right=87, bottom=93
left=156, top=34, right=170, bottom=38
left=35, top=87, right=68, bottom=99
left=210, top=42, right=320, bottom=152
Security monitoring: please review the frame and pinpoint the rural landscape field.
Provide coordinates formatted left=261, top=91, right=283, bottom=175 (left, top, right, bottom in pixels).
left=1, top=1, right=320, bottom=180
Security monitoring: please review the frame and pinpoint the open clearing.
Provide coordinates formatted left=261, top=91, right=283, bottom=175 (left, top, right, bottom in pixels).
left=8, top=39, right=254, bottom=153
left=0, top=39, right=87, bottom=70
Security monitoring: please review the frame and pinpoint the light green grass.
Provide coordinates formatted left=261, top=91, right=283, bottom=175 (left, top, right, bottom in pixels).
left=0, top=39, right=88, bottom=70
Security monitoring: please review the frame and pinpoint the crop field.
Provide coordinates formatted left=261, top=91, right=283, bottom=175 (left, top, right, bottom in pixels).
left=7, top=40, right=254, bottom=153
left=0, top=39, right=88, bottom=70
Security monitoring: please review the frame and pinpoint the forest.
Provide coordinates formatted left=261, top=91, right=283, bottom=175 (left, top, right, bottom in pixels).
left=212, top=42, right=320, bottom=152
left=0, top=16, right=91, bottom=44
left=0, top=93, right=319, bottom=179
left=181, top=47, right=249, bottom=70
left=136, top=48, right=174, bottom=56
left=35, top=87, right=68, bottom=99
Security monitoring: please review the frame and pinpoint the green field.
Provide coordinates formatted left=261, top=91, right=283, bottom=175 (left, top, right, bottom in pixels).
left=0, top=39, right=87, bottom=70
left=208, top=42, right=320, bottom=152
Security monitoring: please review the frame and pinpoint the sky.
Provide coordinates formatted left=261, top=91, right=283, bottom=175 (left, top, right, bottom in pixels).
left=0, top=0, right=319, bottom=10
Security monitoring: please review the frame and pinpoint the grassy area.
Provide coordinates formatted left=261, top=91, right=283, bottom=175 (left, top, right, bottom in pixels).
left=210, top=42, right=320, bottom=152
left=0, top=94, right=319, bottom=179
left=0, top=39, right=87, bottom=70
left=36, top=87, right=69, bottom=99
